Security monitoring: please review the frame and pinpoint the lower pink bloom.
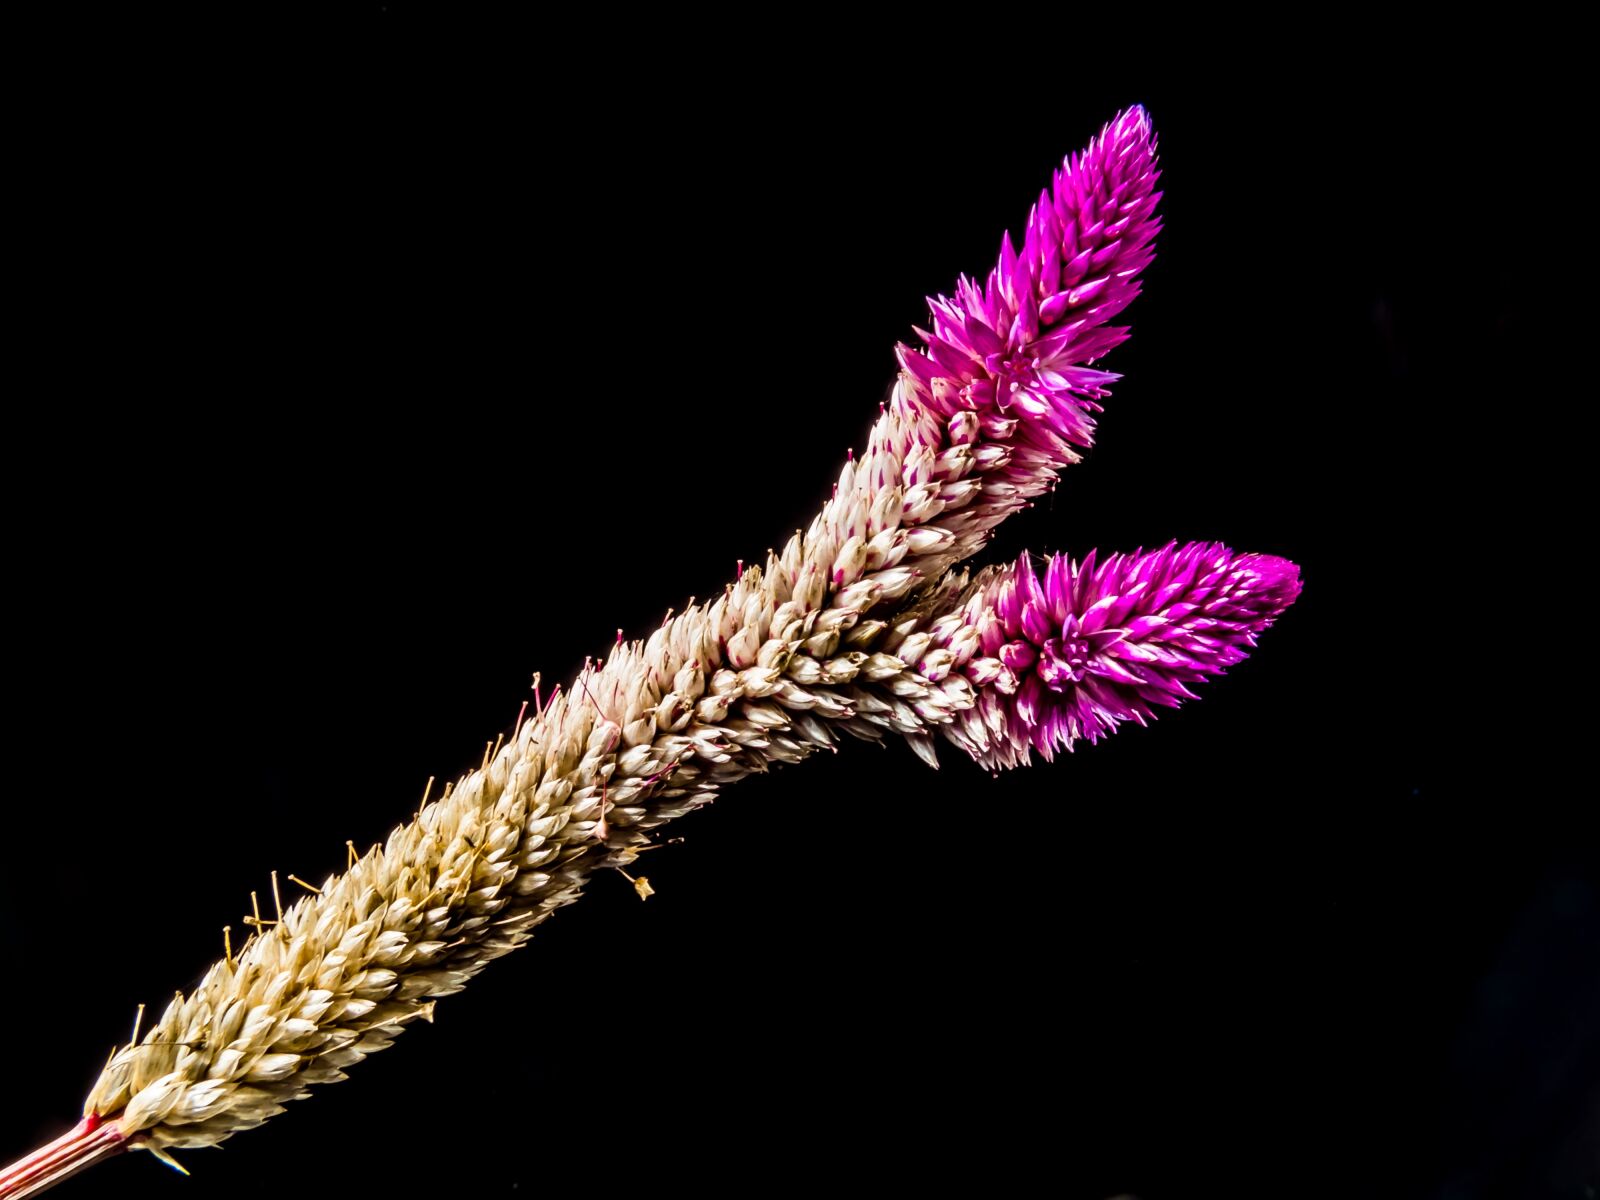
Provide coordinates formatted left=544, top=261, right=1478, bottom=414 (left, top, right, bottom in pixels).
left=940, top=543, right=1301, bottom=769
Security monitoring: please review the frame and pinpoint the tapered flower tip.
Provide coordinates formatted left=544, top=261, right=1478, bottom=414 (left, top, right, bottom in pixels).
left=1229, top=553, right=1302, bottom=614
left=956, top=543, right=1300, bottom=768
left=1118, top=103, right=1152, bottom=139
left=897, top=106, right=1162, bottom=453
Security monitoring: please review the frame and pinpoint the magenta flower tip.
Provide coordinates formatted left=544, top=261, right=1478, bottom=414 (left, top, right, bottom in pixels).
left=1234, top=553, right=1303, bottom=612
left=948, top=543, right=1301, bottom=769
left=893, top=107, right=1163, bottom=510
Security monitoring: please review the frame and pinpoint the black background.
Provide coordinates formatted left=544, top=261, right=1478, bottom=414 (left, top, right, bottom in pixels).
left=1, top=17, right=1580, bottom=1200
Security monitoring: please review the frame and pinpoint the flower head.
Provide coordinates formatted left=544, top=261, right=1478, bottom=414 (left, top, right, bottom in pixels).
left=898, top=106, right=1161, bottom=448
left=945, top=543, right=1301, bottom=768
left=826, top=107, right=1163, bottom=591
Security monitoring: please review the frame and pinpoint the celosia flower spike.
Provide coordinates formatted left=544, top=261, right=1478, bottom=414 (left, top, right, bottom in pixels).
left=0, top=110, right=1303, bottom=1200
left=899, top=105, right=1161, bottom=458
left=945, top=543, right=1301, bottom=769
left=796, top=107, right=1160, bottom=611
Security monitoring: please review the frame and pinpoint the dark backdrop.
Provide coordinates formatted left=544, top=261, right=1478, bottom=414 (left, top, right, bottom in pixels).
left=1, top=18, right=1578, bottom=1200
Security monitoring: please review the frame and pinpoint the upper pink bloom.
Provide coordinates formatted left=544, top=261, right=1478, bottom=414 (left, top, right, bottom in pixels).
left=870, top=108, right=1163, bottom=583
left=898, top=106, right=1161, bottom=452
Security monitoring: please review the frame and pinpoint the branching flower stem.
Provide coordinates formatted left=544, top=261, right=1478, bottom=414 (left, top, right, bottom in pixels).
left=0, top=107, right=1299, bottom=1196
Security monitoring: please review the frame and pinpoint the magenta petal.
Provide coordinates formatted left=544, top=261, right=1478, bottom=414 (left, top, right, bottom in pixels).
left=999, top=640, right=1036, bottom=672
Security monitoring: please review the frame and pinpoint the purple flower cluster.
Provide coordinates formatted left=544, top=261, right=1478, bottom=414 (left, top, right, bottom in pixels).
left=944, top=543, right=1302, bottom=769
left=894, top=106, right=1162, bottom=516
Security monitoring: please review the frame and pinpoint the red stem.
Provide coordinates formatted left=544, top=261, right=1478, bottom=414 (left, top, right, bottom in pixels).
left=0, top=1117, right=126, bottom=1199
